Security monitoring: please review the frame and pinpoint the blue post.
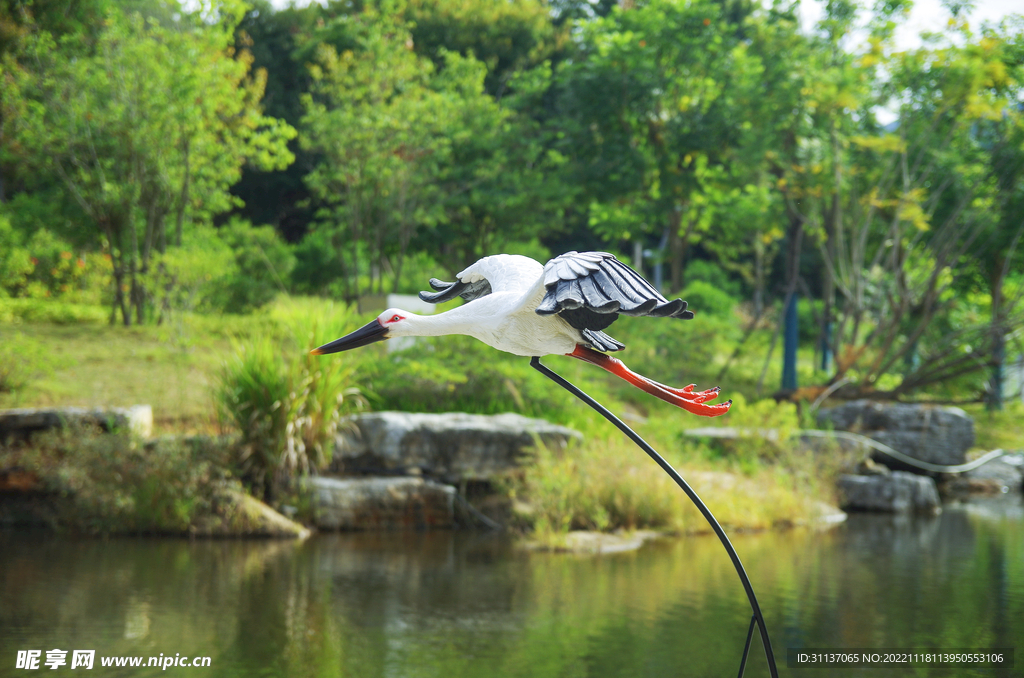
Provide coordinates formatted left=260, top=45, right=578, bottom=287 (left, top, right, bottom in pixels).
left=782, top=293, right=798, bottom=391
left=820, top=320, right=832, bottom=373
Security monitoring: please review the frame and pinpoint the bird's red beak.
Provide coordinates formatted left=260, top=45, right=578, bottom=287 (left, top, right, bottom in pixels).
left=311, top=319, right=389, bottom=355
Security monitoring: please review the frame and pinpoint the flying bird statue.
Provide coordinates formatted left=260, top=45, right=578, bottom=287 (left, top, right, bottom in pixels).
left=312, top=251, right=775, bottom=674
left=312, top=251, right=730, bottom=417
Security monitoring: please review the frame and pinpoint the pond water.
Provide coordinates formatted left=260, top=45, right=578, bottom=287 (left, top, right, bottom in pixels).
left=2, top=498, right=1021, bottom=678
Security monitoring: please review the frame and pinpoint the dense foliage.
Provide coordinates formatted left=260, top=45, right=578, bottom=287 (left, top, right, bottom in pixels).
left=2, top=0, right=1024, bottom=412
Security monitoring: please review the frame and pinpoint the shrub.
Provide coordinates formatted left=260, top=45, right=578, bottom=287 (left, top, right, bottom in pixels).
left=215, top=303, right=365, bottom=500
left=515, top=438, right=684, bottom=537
left=0, top=214, right=34, bottom=297
left=361, top=333, right=612, bottom=430
left=0, top=426, right=228, bottom=534
left=145, top=226, right=236, bottom=318
left=0, top=298, right=107, bottom=324
left=512, top=432, right=824, bottom=545
left=291, top=229, right=343, bottom=296
left=679, top=279, right=738, bottom=318
left=216, top=218, right=296, bottom=313
left=685, top=258, right=742, bottom=299
left=0, top=214, right=109, bottom=304
left=0, top=329, right=61, bottom=403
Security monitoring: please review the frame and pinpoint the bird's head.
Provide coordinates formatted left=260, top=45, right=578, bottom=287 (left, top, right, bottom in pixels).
left=310, top=308, right=415, bottom=355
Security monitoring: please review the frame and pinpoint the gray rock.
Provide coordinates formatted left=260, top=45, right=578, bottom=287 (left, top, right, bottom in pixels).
left=947, top=453, right=1024, bottom=495
left=0, top=405, right=152, bottom=443
left=818, top=400, right=974, bottom=467
left=309, top=477, right=455, bottom=530
left=837, top=471, right=941, bottom=513
left=333, top=412, right=582, bottom=482
left=192, top=488, right=311, bottom=539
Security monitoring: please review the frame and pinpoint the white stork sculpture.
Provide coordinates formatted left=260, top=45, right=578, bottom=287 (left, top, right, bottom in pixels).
left=313, top=251, right=778, bottom=676
left=312, top=251, right=730, bottom=417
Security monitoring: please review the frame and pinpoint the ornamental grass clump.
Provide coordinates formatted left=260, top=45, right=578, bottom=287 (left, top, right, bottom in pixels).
left=215, top=304, right=365, bottom=501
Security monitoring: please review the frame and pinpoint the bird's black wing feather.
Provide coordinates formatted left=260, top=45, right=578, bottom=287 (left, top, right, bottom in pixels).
left=537, top=252, right=693, bottom=352
left=418, top=278, right=492, bottom=304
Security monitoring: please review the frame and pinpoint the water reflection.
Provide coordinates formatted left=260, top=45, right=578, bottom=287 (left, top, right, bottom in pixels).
left=1, top=499, right=1020, bottom=678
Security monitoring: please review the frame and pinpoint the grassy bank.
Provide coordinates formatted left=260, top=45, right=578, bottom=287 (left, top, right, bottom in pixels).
left=509, top=393, right=841, bottom=546
left=7, top=294, right=1014, bottom=539
left=0, top=296, right=807, bottom=431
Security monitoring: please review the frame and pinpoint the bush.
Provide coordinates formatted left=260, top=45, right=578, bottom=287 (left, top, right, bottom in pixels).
left=291, top=229, right=342, bottom=296
left=681, top=393, right=800, bottom=469
left=511, top=431, right=825, bottom=544
left=0, top=298, right=107, bottom=324
left=0, top=426, right=229, bottom=534
left=0, top=329, right=61, bottom=403
left=685, top=258, right=742, bottom=299
left=145, top=226, right=236, bottom=318
left=678, top=279, right=738, bottom=318
left=0, top=214, right=109, bottom=303
left=0, top=214, right=34, bottom=297
left=216, top=218, right=296, bottom=313
left=360, top=333, right=612, bottom=430
left=215, top=303, right=365, bottom=500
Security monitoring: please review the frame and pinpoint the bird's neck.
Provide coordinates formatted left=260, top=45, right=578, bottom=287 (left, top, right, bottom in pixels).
left=404, top=309, right=478, bottom=338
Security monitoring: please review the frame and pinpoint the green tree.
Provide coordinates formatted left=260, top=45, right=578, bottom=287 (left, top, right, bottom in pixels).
left=798, top=4, right=1024, bottom=400
left=554, top=0, right=764, bottom=292
left=405, top=0, right=564, bottom=98
left=10, top=4, right=295, bottom=324
left=301, top=9, right=557, bottom=295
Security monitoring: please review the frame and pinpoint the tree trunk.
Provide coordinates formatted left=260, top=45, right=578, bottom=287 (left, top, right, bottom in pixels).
left=782, top=291, right=799, bottom=391
left=175, top=137, right=190, bottom=248
left=820, top=196, right=837, bottom=374
left=988, top=254, right=1006, bottom=411
left=667, top=208, right=694, bottom=294
left=753, top=236, right=765, bottom=317
left=780, top=217, right=803, bottom=391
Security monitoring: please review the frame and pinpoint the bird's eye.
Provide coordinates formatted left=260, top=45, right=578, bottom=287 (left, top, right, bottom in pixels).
left=389, top=314, right=402, bottom=323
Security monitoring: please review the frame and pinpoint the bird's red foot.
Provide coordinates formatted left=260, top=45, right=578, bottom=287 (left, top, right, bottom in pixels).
left=567, top=345, right=731, bottom=417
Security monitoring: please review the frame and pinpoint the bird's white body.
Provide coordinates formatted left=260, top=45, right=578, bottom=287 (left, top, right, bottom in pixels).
left=381, top=254, right=581, bottom=356
left=313, top=250, right=730, bottom=415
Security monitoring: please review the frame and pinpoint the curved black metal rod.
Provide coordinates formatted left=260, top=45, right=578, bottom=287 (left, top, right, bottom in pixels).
left=531, top=357, right=779, bottom=678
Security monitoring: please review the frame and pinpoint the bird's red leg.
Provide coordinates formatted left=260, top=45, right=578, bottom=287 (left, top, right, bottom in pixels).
left=567, top=345, right=731, bottom=417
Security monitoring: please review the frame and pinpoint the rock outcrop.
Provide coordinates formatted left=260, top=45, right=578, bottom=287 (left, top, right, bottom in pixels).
left=309, top=477, right=455, bottom=530
left=945, top=452, right=1024, bottom=495
left=332, top=411, right=582, bottom=482
left=837, top=471, right=941, bottom=513
left=192, top=488, right=311, bottom=538
left=817, top=400, right=974, bottom=467
left=0, top=405, right=153, bottom=442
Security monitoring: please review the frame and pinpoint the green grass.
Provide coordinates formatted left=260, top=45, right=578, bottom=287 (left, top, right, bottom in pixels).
left=511, top=426, right=837, bottom=546
left=0, top=297, right=362, bottom=432
left=1, top=295, right=844, bottom=537
left=962, top=401, right=1024, bottom=452
left=1, top=320, right=228, bottom=431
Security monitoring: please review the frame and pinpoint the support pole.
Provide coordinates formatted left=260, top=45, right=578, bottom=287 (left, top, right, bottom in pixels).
left=530, top=357, right=778, bottom=678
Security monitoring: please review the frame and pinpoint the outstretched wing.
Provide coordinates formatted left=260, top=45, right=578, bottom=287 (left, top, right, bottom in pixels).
left=418, top=277, right=492, bottom=304
left=419, top=254, right=543, bottom=305
left=536, top=251, right=693, bottom=352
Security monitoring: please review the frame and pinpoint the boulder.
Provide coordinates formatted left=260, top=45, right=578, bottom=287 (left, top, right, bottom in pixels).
left=945, top=453, right=1023, bottom=495
left=332, top=412, right=582, bottom=482
left=837, top=471, right=941, bottom=513
left=817, top=400, right=974, bottom=467
left=0, top=405, right=153, bottom=443
left=309, top=477, right=456, bottom=530
left=192, top=488, right=311, bottom=539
